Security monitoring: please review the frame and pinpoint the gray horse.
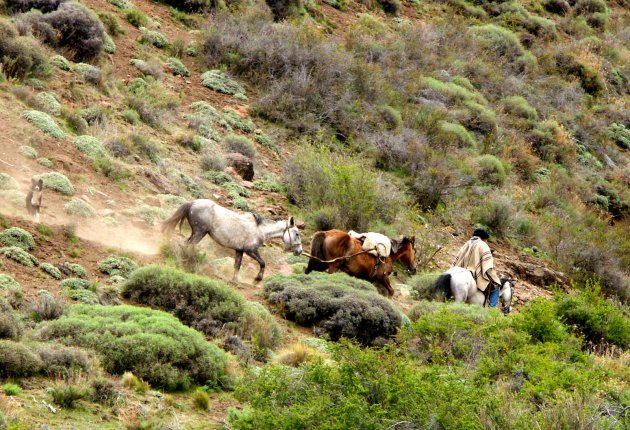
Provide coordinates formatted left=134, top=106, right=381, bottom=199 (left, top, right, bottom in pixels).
left=162, top=199, right=302, bottom=283
left=433, top=266, right=514, bottom=314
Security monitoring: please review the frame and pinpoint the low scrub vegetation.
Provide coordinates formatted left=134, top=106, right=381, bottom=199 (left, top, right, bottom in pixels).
left=22, top=110, right=65, bottom=139
left=284, top=145, right=403, bottom=231
left=0, top=340, right=93, bottom=378
left=97, top=255, right=137, bottom=278
left=0, top=227, right=35, bottom=250
left=0, top=18, right=48, bottom=79
left=122, top=266, right=282, bottom=355
left=263, top=273, right=402, bottom=346
left=38, top=304, right=232, bottom=391
left=35, top=172, right=74, bottom=195
left=232, top=290, right=628, bottom=429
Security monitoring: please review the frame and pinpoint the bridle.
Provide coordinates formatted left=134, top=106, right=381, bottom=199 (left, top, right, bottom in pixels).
left=283, top=222, right=301, bottom=250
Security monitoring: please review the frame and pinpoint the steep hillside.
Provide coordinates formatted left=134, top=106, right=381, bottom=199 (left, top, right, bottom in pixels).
left=0, top=0, right=628, bottom=427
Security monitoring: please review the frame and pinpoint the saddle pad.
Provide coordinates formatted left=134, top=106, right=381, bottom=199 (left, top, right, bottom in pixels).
left=348, top=231, right=391, bottom=258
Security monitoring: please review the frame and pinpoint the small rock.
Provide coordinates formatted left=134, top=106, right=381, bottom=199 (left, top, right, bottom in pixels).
left=185, top=80, right=191, bottom=84
left=98, top=209, right=114, bottom=217
left=212, top=194, right=220, bottom=200
left=296, top=220, right=305, bottom=229
left=80, top=194, right=92, bottom=204
left=241, top=180, right=254, bottom=189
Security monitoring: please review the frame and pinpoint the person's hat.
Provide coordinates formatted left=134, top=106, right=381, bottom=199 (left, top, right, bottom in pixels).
left=473, top=228, right=490, bottom=239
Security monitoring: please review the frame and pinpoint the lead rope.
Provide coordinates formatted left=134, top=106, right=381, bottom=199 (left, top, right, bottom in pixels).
left=300, top=248, right=376, bottom=264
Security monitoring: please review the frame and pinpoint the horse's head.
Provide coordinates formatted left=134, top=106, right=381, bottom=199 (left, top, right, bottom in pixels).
left=31, top=178, right=43, bottom=192
left=500, top=278, right=515, bottom=314
left=395, top=236, right=417, bottom=275
left=283, top=216, right=303, bottom=256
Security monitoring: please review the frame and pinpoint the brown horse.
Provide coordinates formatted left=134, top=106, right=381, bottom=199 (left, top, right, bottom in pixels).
left=304, top=229, right=417, bottom=297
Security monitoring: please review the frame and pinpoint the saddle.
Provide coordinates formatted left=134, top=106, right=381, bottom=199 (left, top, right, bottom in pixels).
left=348, top=231, right=391, bottom=259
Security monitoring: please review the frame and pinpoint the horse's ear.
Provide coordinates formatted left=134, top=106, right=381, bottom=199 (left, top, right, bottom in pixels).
left=31, top=178, right=37, bottom=186
left=288, top=216, right=295, bottom=227
left=411, top=235, right=416, bottom=245
left=37, top=179, right=44, bottom=188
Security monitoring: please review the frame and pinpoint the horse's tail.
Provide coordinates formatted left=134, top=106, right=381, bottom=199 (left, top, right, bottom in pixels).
left=433, top=273, right=453, bottom=301
left=162, top=202, right=193, bottom=236
left=305, top=231, right=328, bottom=274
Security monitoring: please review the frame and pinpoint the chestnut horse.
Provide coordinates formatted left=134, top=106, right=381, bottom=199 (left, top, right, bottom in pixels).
left=304, top=229, right=417, bottom=297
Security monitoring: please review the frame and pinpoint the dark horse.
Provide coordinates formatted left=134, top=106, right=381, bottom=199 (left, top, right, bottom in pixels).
left=305, top=229, right=417, bottom=297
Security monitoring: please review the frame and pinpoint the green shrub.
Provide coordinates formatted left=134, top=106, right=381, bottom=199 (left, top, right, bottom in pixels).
left=284, top=145, right=400, bottom=231
left=0, top=340, right=43, bottom=377
left=263, top=273, right=402, bottom=346
left=40, top=263, right=62, bottom=280
left=122, top=266, right=282, bottom=352
left=60, top=278, right=91, bottom=291
left=223, top=109, right=255, bottom=133
left=200, top=70, right=246, bottom=98
left=22, top=110, right=65, bottom=139
left=516, top=299, right=569, bottom=343
left=37, top=157, right=53, bottom=167
left=0, top=19, right=49, bottom=79
left=64, top=199, right=96, bottom=218
left=476, top=154, right=506, bottom=186
left=0, top=299, right=22, bottom=340
left=470, top=24, right=530, bottom=65
left=2, top=383, right=21, bottom=396
left=139, top=27, right=169, bottom=48
left=64, top=288, right=99, bottom=304
left=555, top=282, right=629, bottom=349
left=254, top=129, right=280, bottom=153
left=436, top=121, right=477, bottom=148
left=35, top=172, right=74, bottom=196
left=0, top=246, right=38, bottom=267
left=378, top=105, right=402, bottom=130
left=0, top=274, right=21, bottom=292
left=18, top=145, right=37, bottom=159
left=471, top=198, right=512, bottom=238
left=97, top=255, right=138, bottom=278
left=74, top=135, right=108, bottom=159
left=58, top=262, right=87, bottom=279
left=108, top=0, right=132, bottom=9
left=407, top=271, right=442, bottom=301
left=0, top=173, right=18, bottom=190
left=103, top=33, right=116, bottom=54
left=50, top=55, right=70, bottom=71
left=223, top=134, right=256, bottom=158
left=38, top=305, right=231, bottom=391
left=503, top=95, right=538, bottom=120
left=121, top=108, right=140, bottom=124
left=35, top=92, right=61, bottom=116
left=32, top=290, right=65, bottom=321
left=125, top=9, right=148, bottom=27
left=166, top=57, right=190, bottom=76
left=48, top=383, right=88, bottom=409
left=0, top=227, right=35, bottom=250
left=90, top=378, right=119, bottom=405
left=607, top=123, right=629, bottom=150
left=200, top=153, right=226, bottom=172
left=193, top=388, right=210, bottom=410
left=253, top=177, right=283, bottom=193
left=98, top=11, right=125, bottom=36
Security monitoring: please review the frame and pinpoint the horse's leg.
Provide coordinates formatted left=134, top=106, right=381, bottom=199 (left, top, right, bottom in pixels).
left=378, top=275, right=395, bottom=298
left=233, top=250, right=244, bottom=283
left=186, top=228, right=206, bottom=246
left=246, top=249, right=266, bottom=283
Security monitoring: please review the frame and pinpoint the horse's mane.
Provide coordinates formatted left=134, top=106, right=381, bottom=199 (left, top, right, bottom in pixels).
left=390, top=236, right=412, bottom=253
left=252, top=213, right=265, bottom=225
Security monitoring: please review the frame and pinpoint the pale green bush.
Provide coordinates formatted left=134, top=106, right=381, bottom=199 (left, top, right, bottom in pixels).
left=19, top=145, right=37, bottom=159
left=35, top=92, right=61, bottom=116
left=35, top=172, right=74, bottom=196
left=22, top=110, right=65, bottom=139
left=139, top=27, right=169, bottom=48
left=436, top=121, right=476, bottom=148
left=0, top=246, right=39, bottom=267
left=40, top=263, right=62, bottom=280
left=103, top=33, right=116, bottom=54
left=503, top=95, right=538, bottom=120
left=200, top=70, right=247, bottom=99
left=64, top=199, right=96, bottom=218
left=38, top=157, right=53, bottom=167
left=50, top=55, right=71, bottom=71
left=74, top=136, right=108, bottom=159
left=166, top=57, right=189, bottom=76
left=0, top=174, right=18, bottom=190
left=0, top=227, right=35, bottom=250
left=98, top=255, right=138, bottom=278
left=223, top=109, right=255, bottom=133
left=0, top=275, right=21, bottom=292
